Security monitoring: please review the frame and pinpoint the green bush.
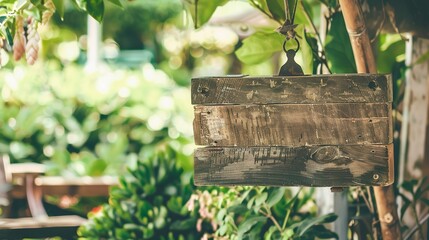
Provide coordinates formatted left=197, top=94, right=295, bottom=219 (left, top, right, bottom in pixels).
left=0, top=63, right=193, bottom=176
left=78, top=148, right=207, bottom=240
left=188, top=187, right=338, bottom=240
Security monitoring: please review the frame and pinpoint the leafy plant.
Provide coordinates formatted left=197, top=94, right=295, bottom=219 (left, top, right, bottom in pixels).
left=187, top=187, right=338, bottom=240
left=0, top=63, right=193, bottom=177
left=78, top=147, right=206, bottom=239
left=399, top=177, right=429, bottom=240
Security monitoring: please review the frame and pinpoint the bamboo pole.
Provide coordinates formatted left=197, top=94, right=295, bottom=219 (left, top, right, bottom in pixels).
left=338, top=0, right=402, bottom=239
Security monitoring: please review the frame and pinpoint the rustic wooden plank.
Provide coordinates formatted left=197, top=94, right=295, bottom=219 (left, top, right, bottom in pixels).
left=194, top=144, right=393, bottom=187
left=36, top=176, right=118, bottom=197
left=192, top=74, right=392, bottom=105
left=194, top=103, right=392, bottom=146
left=0, top=216, right=85, bottom=239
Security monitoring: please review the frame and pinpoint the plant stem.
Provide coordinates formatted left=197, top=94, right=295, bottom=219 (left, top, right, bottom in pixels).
left=259, top=208, right=282, bottom=232
left=358, top=187, right=375, bottom=214
left=366, top=186, right=375, bottom=213
left=403, top=211, right=429, bottom=240
left=248, top=0, right=282, bottom=25
left=411, top=203, right=424, bottom=240
left=300, top=2, right=322, bottom=48
left=194, top=0, right=198, bottom=28
left=282, top=188, right=302, bottom=231
left=300, top=1, right=332, bottom=74
left=284, top=0, right=289, bottom=21
left=282, top=208, right=291, bottom=230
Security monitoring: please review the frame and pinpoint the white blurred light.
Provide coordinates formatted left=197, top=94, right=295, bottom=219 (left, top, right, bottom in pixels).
left=159, top=96, right=174, bottom=110
left=107, top=132, right=118, bottom=143
left=43, top=145, right=54, bottom=157
left=0, top=49, right=9, bottom=67
left=118, top=87, right=130, bottom=98
left=148, top=113, right=168, bottom=131
left=7, top=118, right=16, bottom=129
left=56, top=41, right=80, bottom=62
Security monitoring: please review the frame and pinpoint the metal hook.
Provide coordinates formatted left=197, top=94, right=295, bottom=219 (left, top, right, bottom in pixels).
left=282, top=38, right=300, bottom=54
left=279, top=38, right=303, bottom=76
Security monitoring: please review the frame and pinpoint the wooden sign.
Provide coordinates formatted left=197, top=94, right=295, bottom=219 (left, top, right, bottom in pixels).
left=192, top=74, right=394, bottom=187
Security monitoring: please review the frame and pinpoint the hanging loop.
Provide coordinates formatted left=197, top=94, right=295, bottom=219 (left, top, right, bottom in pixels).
left=282, top=38, right=300, bottom=54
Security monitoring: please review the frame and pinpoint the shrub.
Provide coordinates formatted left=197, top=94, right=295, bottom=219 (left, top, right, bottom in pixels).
left=78, top=147, right=207, bottom=239
left=188, top=187, right=338, bottom=240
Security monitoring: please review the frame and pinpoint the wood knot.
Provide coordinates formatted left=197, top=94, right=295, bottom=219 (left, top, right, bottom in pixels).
left=368, top=81, right=378, bottom=91
left=310, top=146, right=352, bottom=165
left=197, top=86, right=209, bottom=96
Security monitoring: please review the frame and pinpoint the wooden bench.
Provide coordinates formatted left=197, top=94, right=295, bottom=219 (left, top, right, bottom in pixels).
left=0, top=155, right=118, bottom=239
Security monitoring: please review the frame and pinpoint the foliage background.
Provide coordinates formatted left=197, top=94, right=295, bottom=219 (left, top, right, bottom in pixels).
left=1, top=0, right=425, bottom=238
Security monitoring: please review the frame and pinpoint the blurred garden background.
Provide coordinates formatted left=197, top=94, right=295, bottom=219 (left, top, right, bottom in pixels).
left=0, top=0, right=428, bottom=239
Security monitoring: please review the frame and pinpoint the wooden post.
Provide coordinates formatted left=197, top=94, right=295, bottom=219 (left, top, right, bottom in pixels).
left=404, top=37, right=429, bottom=180
left=338, top=0, right=402, bottom=239
left=400, top=37, right=429, bottom=238
left=85, top=16, right=102, bottom=71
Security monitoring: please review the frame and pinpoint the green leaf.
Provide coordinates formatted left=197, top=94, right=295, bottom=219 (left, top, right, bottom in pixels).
left=52, top=0, right=65, bottom=19
left=227, top=204, right=248, bottom=215
left=167, top=197, right=184, bottom=215
left=123, top=223, right=140, bottom=230
left=236, top=31, right=284, bottom=65
left=218, top=224, right=227, bottom=236
left=376, top=34, right=405, bottom=73
left=264, top=226, right=279, bottom=240
left=247, top=0, right=269, bottom=17
left=266, top=187, right=285, bottom=207
left=6, top=27, right=13, bottom=45
left=311, top=225, right=339, bottom=239
left=115, top=228, right=131, bottom=239
left=106, top=0, right=122, bottom=7
left=143, top=223, right=154, bottom=239
left=267, top=0, right=285, bottom=22
left=184, top=0, right=228, bottom=28
left=237, top=216, right=267, bottom=236
left=29, top=0, right=42, bottom=6
left=296, top=213, right=337, bottom=237
left=325, top=12, right=356, bottom=73
left=170, top=218, right=196, bottom=230
left=319, top=0, right=339, bottom=8
left=402, top=179, right=418, bottom=194
left=14, top=0, right=29, bottom=11
left=305, top=32, right=320, bottom=74
left=298, top=25, right=313, bottom=74
left=217, top=208, right=227, bottom=221
left=9, top=141, right=35, bottom=159
left=255, top=192, right=268, bottom=207
left=88, top=159, right=108, bottom=176
left=86, top=0, right=104, bottom=22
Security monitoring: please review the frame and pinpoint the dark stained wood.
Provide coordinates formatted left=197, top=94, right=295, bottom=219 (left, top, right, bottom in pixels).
left=192, top=74, right=392, bottom=105
left=194, top=144, right=393, bottom=187
left=192, top=74, right=394, bottom=187
left=194, top=103, right=392, bottom=146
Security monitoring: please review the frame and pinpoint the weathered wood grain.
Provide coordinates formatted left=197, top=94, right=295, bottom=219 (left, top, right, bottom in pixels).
left=194, top=103, right=392, bottom=146
left=191, top=74, right=392, bottom=105
left=194, top=144, right=394, bottom=187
